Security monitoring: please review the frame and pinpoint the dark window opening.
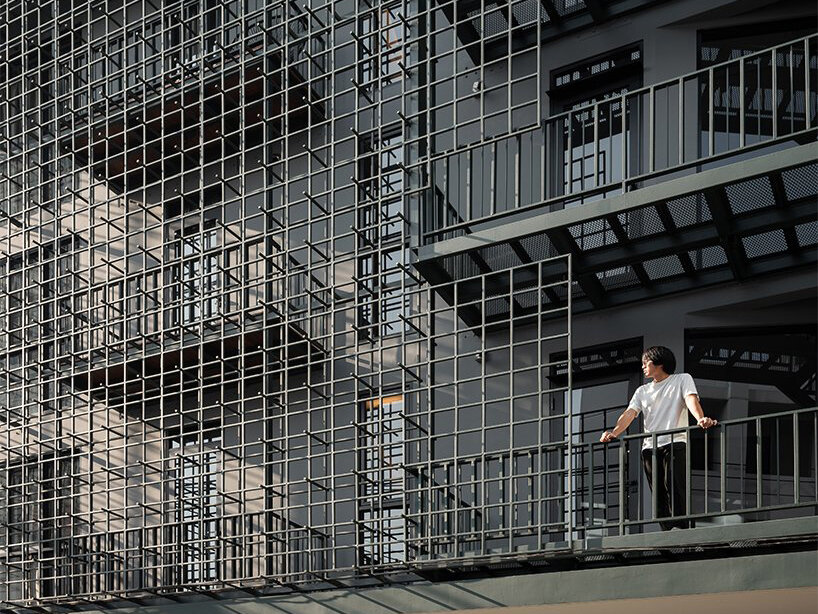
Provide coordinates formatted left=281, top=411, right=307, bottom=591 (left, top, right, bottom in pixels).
left=357, top=395, right=405, bottom=566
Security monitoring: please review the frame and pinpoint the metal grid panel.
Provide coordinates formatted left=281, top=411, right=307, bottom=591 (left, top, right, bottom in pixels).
left=782, top=163, right=818, bottom=201
left=403, top=256, right=573, bottom=561
left=795, top=221, right=818, bottom=247
left=742, top=229, right=789, bottom=258
left=0, top=0, right=428, bottom=605
left=725, top=176, right=775, bottom=214
left=665, top=194, right=712, bottom=228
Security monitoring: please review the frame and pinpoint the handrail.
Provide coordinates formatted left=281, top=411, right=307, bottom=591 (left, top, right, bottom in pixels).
left=577, top=406, right=818, bottom=533
left=421, top=34, right=817, bottom=241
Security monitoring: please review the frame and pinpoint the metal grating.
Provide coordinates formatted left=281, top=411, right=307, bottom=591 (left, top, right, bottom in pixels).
left=795, top=221, right=818, bottom=246
left=415, top=159, right=816, bottom=313
left=618, top=207, right=666, bottom=240
left=665, top=194, right=712, bottom=227
left=688, top=245, right=729, bottom=270
left=742, top=229, right=789, bottom=258
left=642, top=254, right=686, bottom=280
left=595, top=265, right=641, bottom=291
left=726, top=176, right=776, bottom=214
left=782, top=164, right=818, bottom=202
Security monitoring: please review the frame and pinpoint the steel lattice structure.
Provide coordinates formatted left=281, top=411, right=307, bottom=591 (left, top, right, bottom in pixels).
left=0, top=0, right=575, bottom=606
left=1, top=0, right=817, bottom=610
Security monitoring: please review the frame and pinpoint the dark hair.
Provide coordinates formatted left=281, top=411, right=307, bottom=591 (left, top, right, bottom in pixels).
left=642, top=346, right=676, bottom=374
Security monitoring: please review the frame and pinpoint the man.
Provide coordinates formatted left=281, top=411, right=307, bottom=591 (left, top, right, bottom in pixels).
left=599, top=346, right=718, bottom=530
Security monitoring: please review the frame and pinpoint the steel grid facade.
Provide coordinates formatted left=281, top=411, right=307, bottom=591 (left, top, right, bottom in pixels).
left=1, top=0, right=816, bottom=609
left=0, top=0, right=577, bottom=606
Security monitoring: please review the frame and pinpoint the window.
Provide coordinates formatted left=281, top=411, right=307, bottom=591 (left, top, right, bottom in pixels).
left=356, top=131, right=405, bottom=338
left=1, top=452, right=76, bottom=599
left=551, top=44, right=643, bottom=200
left=358, top=4, right=405, bottom=87
left=170, top=431, right=222, bottom=584
left=357, top=395, right=405, bottom=565
left=173, top=221, right=220, bottom=326
left=697, top=23, right=813, bottom=149
left=686, top=325, right=817, bottom=475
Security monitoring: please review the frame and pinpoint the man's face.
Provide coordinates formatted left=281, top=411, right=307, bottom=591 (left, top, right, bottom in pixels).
left=641, top=358, right=660, bottom=379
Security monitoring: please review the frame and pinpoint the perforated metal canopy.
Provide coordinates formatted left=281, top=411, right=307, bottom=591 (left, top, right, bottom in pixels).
left=414, top=143, right=818, bottom=315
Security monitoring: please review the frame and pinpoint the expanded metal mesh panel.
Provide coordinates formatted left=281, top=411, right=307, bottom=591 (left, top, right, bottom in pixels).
left=795, top=221, right=818, bottom=247
left=742, top=229, right=789, bottom=258
left=782, top=163, right=818, bottom=201
left=617, top=206, right=666, bottom=240
left=570, top=218, right=617, bottom=250
left=519, top=234, right=560, bottom=262
left=596, top=265, right=640, bottom=291
left=688, top=245, right=728, bottom=270
left=726, top=176, right=775, bottom=214
left=478, top=242, right=525, bottom=271
left=555, top=0, right=588, bottom=17
left=665, top=194, right=712, bottom=227
left=642, top=255, right=686, bottom=280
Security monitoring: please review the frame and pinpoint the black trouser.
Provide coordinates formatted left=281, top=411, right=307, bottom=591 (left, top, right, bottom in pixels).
left=641, top=442, right=690, bottom=530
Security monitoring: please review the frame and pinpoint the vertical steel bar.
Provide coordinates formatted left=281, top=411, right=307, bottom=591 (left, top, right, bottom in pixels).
left=467, top=149, right=472, bottom=222
left=567, top=254, right=573, bottom=542
left=685, top=426, right=691, bottom=526
left=708, top=67, right=715, bottom=157
left=789, top=46, right=794, bottom=134
left=490, top=140, right=497, bottom=216
left=772, top=48, right=778, bottom=139
left=648, top=86, right=655, bottom=173
left=566, top=114, right=573, bottom=196
left=805, top=38, right=812, bottom=129
left=678, top=77, right=684, bottom=166
left=704, top=425, right=709, bottom=514
left=588, top=443, right=595, bottom=529
left=739, top=56, right=745, bottom=147
left=720, top=425, right=726, bottom=512
left=618, top=438, right=625, bottom=535
left=651, top=434, right=657, bottom=527
left=776, top=418, right=781, bottom=506
left=540, top=121, right=547, bottom=202
left=621, top=93, right=627, bottom=191
left=756, top=418, right=762, bottom=509
left=793, top=411, right=800, bottom=504
left=593, top=102, right=599, bottom=188
left=514, top=134, right=521, bottom=209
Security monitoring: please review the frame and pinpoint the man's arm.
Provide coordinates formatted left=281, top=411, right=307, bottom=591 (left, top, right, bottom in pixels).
left=685, top=394, right=718, bottom=429
left=600, top=408, right=639, bottom=443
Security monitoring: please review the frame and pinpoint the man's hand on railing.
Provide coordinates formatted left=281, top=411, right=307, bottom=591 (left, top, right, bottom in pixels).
left=697, top=416, right=718, bottom=429
left=599, top=409, right=638, bottom=443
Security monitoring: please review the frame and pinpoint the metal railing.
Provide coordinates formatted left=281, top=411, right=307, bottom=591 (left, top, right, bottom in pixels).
left=576, top=407, right=818, bottom=534
left=422, top=34, right=818, bottom=242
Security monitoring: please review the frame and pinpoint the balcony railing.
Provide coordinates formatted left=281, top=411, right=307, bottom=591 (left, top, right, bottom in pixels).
left=575, top=407, right=818, bottom=535
left=403, top=406, right=817, bottom=563
left=421, top=35, right=818, bottom=243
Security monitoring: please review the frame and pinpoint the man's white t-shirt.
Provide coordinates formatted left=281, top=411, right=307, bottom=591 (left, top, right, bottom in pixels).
left=628, top=373, right=698, bottom=449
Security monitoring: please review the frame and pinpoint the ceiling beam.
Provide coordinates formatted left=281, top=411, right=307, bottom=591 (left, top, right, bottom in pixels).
left=540, top=0, right=562, bottom=24
left=545, top=227, right=606, bottom=308
left=768, top=170, right=800, bottom=251
left=705, top=185, right=748, bottom=280
left=605, top=214, right=654, bottom=287
left=583, top=0, right=608, bottom=23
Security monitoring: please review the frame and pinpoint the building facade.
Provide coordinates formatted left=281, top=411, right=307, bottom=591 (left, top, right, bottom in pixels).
left=0, top=0, right=816, bottom=611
